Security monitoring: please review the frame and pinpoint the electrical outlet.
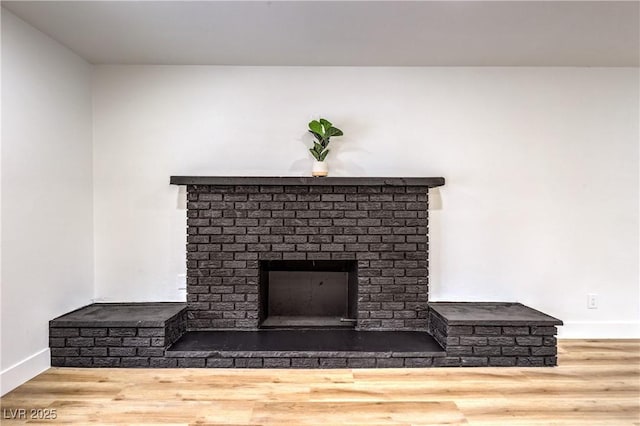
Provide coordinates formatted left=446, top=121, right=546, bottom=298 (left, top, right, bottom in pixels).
left=587, top=293, right=598, bottom=309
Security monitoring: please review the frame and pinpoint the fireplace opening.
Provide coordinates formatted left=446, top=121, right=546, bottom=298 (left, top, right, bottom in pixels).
left=259, top=260, right=358, bottom=328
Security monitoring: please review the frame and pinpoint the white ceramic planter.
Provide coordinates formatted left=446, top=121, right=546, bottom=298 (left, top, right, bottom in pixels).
left=312, top=161, right=329, bottom=177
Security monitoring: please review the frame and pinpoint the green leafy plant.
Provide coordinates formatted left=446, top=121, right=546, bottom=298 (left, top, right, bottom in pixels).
left=308, top=118, right=343, bottom=162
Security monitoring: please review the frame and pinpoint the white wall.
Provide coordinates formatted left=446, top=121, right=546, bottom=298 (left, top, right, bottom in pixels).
left=1, top=10, right=94, bottom=394
left=93, top=66, right=639, bottom=338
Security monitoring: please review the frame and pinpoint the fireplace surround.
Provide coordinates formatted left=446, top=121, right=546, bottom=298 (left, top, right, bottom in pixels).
left=173, top=176, right=445, bottom=331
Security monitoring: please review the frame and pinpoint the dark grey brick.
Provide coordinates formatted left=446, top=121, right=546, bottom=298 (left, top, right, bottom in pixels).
left=370, top=310, right=393, bottom=319
left=50, top=328, right=79, bottom=337
left=49, top=337, right=65, bottom=347
left=187, top=201, right=209, bottom=209
left=474, top=326, right=501, bottom=336
left=138, top=328, right=165, bottom=337
left=446, top=346, right=473, bottom=356
left=120, top=357, right=151, bottom=367
left=461, top=357, right=488, bottom=367
left=150, top=358, right=178, bottom=368
left=322, top=194, right=345, bottom=202
left=80, top=348, right=107, bottom=357
left=404, top=358, right=433, bottom=367
left=296, top=210, right=320, bottom=218
left=321, top=243, right=344, bottom=252
left=80, top=328, right=108, bottom=337
left=433, top=357, right=461, bottom=367
left=138, top=347, right=166, bottom=357
left=380, top=319, right=406, bottom=329
left=488, top=336, right=515, bottom=346
left=347, top=358, right=376, bottom=368
left=264, top=358, right=292, bottom=368
left=368, top=227, right=392, bottom=235
left=122, top=337, right=151, bottom=347
left=272, top=211, right=295, bottom=218
left=445, top=336, right=460, bottom=346
left=291, top=358, right=319, bottom=368
left=207, top=358, right=235, bottom=368
left=109, top=347, right=137, bottom=357
left=283, top=235, right=307, bottom=243
left=178, top=358, right=206, bottom=367
left=531, top=326, right=557, bottom=336
left=51, top=348, right=79, bottom=357
left=199, top=227, right=223, bottom=235
left=516, top=336, right=543, bottom=346
left=489, top=357, right=517, bottom=367
left=502, top=346, right=530, bottom=356
left=95, top=337, right=122, bottom=347
left=502, top=326, right=530, bottom=335
left=448, top=326, right=473, bottom=335
left=199, top=193, right=223, bottom=201
left=109, top=328, right=137, bottom=337
left=235, top=358, right=264, bottom=368
left=473, top=346, right=501, bottom=356
left=64, top=357, right=93, bottom=367
left=344, top=210, right=369, bottom=219
left=459, top=336, right=487, bottom=346
left=516, top=357, right=545, bottom=367
left=531, top=346, right=557, bottom=356
left=66, top=337, right=94, bottom=347
left=93, top=357, right=121, bottom=367
left=376, top=358, right=405, bottom=368
left=319, top=358, right=347, bottom=368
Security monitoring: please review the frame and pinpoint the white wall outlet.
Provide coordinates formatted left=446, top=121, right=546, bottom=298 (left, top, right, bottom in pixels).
left=587, top=293, right=598, bottom=309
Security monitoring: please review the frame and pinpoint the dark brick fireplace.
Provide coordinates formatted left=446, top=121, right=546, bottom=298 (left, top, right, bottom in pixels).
left=179, top=176, right=444, bottom=331
left=49, top=176, right=563, bottom=369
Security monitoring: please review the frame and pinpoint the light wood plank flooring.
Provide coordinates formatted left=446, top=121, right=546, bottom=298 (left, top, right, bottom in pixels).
left=1, top=339, right=638, bottom=425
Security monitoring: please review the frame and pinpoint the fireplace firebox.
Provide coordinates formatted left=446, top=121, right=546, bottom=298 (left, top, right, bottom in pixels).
left=259, top=260, right=358, bottom=328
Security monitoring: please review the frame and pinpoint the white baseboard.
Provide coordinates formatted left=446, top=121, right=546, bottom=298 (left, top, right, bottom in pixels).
left=1, top=348, right=50, bottom=396
left=558, top=321, right=640, bottom=339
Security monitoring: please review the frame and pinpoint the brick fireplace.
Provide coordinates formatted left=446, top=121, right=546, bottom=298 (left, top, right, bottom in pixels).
left=48, top=176, right=563, bottom=369
left=177, top=176, right=445, bottom=331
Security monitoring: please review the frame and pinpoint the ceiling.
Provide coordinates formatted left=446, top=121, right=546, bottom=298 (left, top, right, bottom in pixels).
left=3, top=1, right=639, bottom=66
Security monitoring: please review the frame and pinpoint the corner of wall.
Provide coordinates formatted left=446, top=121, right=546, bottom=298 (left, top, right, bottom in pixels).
left=1, top=9, right=95, bottom=396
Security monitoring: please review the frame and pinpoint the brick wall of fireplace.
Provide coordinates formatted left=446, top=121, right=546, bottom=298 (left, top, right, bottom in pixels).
left=185, top=181, right=432, bottom=331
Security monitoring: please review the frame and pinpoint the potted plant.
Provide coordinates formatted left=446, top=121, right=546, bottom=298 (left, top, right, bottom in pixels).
left=308, top=118, right=343, bottom=177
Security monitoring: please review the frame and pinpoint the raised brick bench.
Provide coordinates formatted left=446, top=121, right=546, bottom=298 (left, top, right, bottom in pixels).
left=49, top=303, right=447, bottom=368
left=50, top=301, right=562, bottom=368
left=427, top=302, right=563, bottom=367
left=50, top=303, right=187, bottom=367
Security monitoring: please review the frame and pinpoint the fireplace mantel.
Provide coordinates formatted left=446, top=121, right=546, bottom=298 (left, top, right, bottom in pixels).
left=170, top=176, right=445, bottom=187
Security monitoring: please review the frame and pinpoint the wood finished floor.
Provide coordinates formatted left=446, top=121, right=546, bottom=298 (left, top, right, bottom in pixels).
left=1, top=339, right=638, bottom=425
